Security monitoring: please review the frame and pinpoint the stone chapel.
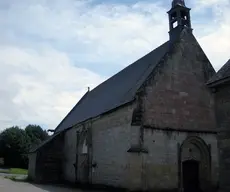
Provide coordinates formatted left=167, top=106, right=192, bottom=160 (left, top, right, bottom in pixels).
left=28, top=0, right=229, bottom=191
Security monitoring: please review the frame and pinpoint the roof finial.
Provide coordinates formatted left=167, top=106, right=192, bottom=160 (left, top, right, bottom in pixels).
left=172, top=0, right=185, bottom=7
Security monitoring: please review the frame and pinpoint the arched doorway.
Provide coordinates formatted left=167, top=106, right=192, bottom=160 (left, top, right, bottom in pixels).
left=179, top=136, right=211, bottom=192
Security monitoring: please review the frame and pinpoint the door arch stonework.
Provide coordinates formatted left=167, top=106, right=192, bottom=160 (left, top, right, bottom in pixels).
left=179, top=136, right=211, bottom=192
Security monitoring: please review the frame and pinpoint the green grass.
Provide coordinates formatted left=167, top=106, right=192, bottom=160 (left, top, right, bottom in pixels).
left=9, top=168, right=28, bottom=175
left=0, top=168, right=28, bottom=175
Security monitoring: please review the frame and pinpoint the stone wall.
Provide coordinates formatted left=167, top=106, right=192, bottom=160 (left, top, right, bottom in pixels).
left=91, top=103, right=140, bottom=189
left=63, top=123, right=92, bottom=184
left=133, top=31, right=219, bottom=191
left=63, top=127, right=78, bottom=183
left=141, top=32, right=216, bottom=131
left=35, top=133, right=64, bottom=183
left=143, top=129, right=218, bottom=191
left=215, top=84, right=230, bottom=192
left=28, top=153, right=37, bottom=181
left=63, top=103, right=141, bottom=189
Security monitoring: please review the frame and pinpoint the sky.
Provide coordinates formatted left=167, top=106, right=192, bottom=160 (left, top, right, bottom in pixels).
left=0, top=0, right=229, bottom=131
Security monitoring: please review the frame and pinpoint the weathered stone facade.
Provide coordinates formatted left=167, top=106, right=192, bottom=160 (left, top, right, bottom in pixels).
left=62, top=103, right=140, bottom=189
left=54, top=31, right=219, bottom=192
left=28, top=153, right=37, bottom=181
left=91, top=104, right=138, bottom=188
left=143, top=130, right=218, bottom=191
left=141, top=32, right=215, bottom=131
left=213, top=84, right=230, bottom=192
left=28, top=1, right=225, bottom=191
left=28, top=133, right=64, bottom=183
left=133, top=31, right=217, bottom=191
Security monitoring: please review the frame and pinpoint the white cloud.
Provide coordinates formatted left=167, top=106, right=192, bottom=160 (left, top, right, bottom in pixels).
left=194, top=0, right=229, bottom=7
left=192, top=0, right=230, bottom=70
left=2, top=0, right=169, bottom=66
left=0, top=46, right=105, bottom=130
left=0, top=0, right=229, bottom=130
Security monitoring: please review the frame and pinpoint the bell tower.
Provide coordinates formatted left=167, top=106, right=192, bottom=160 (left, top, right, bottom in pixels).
left=168, top=0, right=192, bottom=41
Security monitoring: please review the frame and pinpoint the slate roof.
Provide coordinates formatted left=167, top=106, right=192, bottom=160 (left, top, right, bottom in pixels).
left=208, top=59, right=230, bottom=85
left=55, top=41, right=170, bottom=133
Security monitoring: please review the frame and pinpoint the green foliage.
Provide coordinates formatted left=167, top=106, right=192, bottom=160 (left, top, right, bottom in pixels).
left=25, top=124, right=49, bottom=147
left=0, top=126, right=31, bottom=168
left=0, top=125, right=49, bottom=169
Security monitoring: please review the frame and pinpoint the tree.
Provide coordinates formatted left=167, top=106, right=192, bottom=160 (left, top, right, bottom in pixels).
left=0, top=124, right=49, bottom=168
left=25, top=124, right=49, bottom=147
left=0, top=126, right=31, bottom=168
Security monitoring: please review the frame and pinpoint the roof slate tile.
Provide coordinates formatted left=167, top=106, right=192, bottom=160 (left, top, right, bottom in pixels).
left=55, top=41, right=170, bottom=132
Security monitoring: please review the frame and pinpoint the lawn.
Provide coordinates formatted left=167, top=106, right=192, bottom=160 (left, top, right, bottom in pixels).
left=9, top=168, right=28, bottom=175
left=0, top=168, right=28, bottom=175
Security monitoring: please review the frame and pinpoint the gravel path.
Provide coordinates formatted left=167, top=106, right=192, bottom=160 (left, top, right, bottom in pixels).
left=0, top=176, right=98, bottom=192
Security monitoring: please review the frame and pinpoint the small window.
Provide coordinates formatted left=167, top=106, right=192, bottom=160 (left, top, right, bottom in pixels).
left=82, top=139, right=88, bottom=154
left=173, top=21, right=178, bottom=28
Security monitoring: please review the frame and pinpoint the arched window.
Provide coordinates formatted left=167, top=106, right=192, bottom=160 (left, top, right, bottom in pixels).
left=82, top=138, right=88, bottom=154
